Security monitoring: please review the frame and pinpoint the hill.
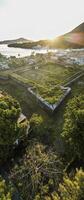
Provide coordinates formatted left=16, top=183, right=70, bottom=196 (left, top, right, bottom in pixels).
left=51, top=22, right=84, bottom=48
left=8, top=39, right=50, bottom=49
left=71, top=22, right=84, bottom=33
left=0, top=37, right=32, bottom=45
left=7, top=22, right=84, bottom=49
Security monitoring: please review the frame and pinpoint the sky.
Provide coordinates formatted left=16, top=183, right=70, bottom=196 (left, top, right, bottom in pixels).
left=0, top=0, right=84, bottom=41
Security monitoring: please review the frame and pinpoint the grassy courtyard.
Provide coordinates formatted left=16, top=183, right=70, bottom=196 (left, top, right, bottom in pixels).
left=12, top=62, right=82, bottom=104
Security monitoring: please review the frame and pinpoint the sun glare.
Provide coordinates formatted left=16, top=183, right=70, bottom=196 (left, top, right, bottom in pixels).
left=65, top=33, right=84, bottom=46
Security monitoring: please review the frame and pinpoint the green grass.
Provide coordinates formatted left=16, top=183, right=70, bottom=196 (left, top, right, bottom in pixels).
left=11, top=62, right=81, bottom=104
left=71, top=75, right=84, bottom=97
left=16, top=63, right=79, bottom=86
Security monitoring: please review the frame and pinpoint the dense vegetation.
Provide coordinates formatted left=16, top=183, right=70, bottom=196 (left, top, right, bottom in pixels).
left=0, top=49, right=84, bottom=199
left=0, top=175, right=13, bottom=200
left=49, top=169, right=84, bottom=200
left=11, top=142, right=63, bottom=200
left=62, top=95, right=84, bottom=159
left=7, top=94, right=84, bottom=200
left=0, top=92, right=28, bottom=163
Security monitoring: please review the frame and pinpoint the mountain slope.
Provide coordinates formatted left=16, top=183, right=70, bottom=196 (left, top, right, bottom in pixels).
left=51, top=22, right=84, bottom=48
left=71, top=22, right=84, bottom=33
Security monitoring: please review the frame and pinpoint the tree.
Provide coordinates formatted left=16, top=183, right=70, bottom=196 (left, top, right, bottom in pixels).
left=30, top=114, right=44, bottom=135
left=11, top=142, right=63, bottom=200
left=0, top=175, right=12, bottom=200
left=0, top=93, right=20, bottom=145
left=30, top=114, right=55, bottom=144
left=0, top=92, right=28, bottom=162
left=53, top=168, right=84, bottom=200
left=34, top=169, right=84, bottom=200
left=62, top=95, right=84, bottom=159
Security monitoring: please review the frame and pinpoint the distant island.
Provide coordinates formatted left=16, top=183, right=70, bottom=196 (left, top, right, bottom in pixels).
left=0, top=37, right=32, bottom=45
left=0, top=22, right=84, bottom=49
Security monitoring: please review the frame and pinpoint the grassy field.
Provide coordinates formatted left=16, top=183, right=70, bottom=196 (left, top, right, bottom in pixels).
left=16, top=63, right=80, bottom=86
left=11, top=62, right=82, bottom=104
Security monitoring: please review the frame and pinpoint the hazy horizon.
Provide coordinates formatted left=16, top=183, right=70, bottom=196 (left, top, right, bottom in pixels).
left=0, top=0, right=84, bottom=41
